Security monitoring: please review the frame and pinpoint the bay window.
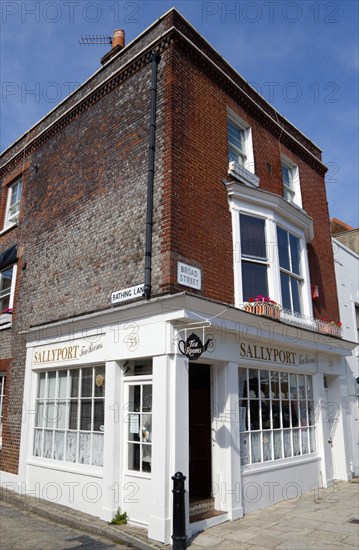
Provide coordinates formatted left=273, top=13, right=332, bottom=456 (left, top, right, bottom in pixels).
left=33, top=366, right=105, bottom=466
left=277, top=227, right=303, bottom=314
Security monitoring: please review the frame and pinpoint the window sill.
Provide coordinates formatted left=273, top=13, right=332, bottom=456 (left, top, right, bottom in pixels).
left=124, top=470, right=151, bottom=480
left=242, top=453, right=320, bottom=474
left=0, top=222, right=17, bottom=236
left=27, top=458, right=103, bottom=477
left=228, top=161, right=259, bottom=188
left=0, top=314, right=12, bottom=330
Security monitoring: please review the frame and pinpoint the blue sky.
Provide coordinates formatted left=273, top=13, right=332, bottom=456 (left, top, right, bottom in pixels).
left=1, top=0, right=358, bottom=226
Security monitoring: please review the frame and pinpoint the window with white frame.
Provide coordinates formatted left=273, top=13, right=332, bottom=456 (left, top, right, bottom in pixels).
left=240, top=214, right=268, bottom=300
left=0, top=373, right=6, bottom=448
left=227, top=111, right=255, bottom=175
left=238, top=368, right=316, bottom=465
left=33, top=366, right=105, bottom=466
left=281, top=158, right=302, bottom=208
left=277, top=226, right=303, bottom=314
left=0, top=264, right=17, bottom=315
left=4, top=177, right=22, bottom=228
left=124, top=359, right=152, bottom=474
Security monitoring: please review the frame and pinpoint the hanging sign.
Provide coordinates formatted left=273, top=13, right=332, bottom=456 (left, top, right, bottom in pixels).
left=178, top=332, right=213, bottom=361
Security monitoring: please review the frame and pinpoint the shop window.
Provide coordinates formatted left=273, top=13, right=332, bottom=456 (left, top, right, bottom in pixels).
left=238, top=368, right=316, bottom=465
left=33, top=366, right=105, bottom=466
left=0, top=373, right=6, bottom=448
left=4, top=177, right=22, bottom=229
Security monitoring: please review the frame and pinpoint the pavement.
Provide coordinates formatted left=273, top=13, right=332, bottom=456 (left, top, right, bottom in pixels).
left=0, top=479, right=358, bottom=550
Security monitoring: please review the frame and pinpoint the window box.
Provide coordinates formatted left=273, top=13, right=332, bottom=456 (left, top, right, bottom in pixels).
left=0, top=313, right=12, bottom=326
left=244, top=302, right=281, bottom=320
left=316, top=320, right=342, bottom=338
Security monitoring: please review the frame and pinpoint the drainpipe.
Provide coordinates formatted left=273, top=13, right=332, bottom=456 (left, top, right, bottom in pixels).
left=144, top=51, right=161, bottom=300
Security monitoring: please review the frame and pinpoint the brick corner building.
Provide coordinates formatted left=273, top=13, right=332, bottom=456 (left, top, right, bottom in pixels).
left=0, top=9, right=356, bottom=544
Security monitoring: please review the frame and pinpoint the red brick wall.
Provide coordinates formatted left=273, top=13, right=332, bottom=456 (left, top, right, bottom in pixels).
left=162, top=38, right=339, bottom=323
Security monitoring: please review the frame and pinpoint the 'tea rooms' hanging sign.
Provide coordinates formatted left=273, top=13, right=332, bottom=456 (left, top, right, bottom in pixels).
left=178, top=332, right=213, bottom=361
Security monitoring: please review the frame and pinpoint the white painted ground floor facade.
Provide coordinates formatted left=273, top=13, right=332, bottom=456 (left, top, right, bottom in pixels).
left=1, top=294, right=356, bottom=544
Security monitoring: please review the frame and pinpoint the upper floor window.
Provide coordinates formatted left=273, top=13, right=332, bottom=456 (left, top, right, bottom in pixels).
left=277, top=227, right=303, bottom=314
left=281, top=157, right=302, bottom=208
left=240, top=214, right=268, bottom=300
left=4, top=177, right=22, bottom=228
left=227, top=110, right=255, bottom=177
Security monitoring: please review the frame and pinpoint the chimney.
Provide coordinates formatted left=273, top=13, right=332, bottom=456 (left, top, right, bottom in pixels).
left=112, top=29, right=125, bottom=49
left=101, top=29, right=125, bottom=65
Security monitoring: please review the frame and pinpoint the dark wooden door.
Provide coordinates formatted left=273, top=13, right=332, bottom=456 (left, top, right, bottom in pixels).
left=189, top=363, right=212, bottom=497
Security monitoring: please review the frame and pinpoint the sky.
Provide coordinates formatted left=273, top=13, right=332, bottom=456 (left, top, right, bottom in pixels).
left=1, top=0, right=358, bottom=227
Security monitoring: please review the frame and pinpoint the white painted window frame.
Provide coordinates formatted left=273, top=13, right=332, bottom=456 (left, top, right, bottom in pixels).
left=0, top=263, right=17, bottom=328
left=4, top=177, right=23, bottom=229
left=227, top=108, right=255, bottom=175
left=0, top=372, right=6, bottom=448
left=281, top=155, right=302, bottom=209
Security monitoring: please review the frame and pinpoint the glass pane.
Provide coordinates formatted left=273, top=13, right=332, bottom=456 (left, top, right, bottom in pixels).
left=80, top=400, right=92, bottom=431
left=128, top=413, right=140, bottom=441
left=238, top=368, right=247, bottom=400
left=282, top=401, right=290, bottom=428
left=92, top=433, right=104, bottom=466
left=262, top=431, right=272, bottom=461
left=81, top=368, right=93, bottom=397
left=141, top=414, right=152, bottom=442
left=45, top=402, right=56, bottom=428
left=290, top=234, right=300, bottom=275
left=239, top=404, right=248, bottom=431
left=54, top=431, right=64, bottom=460
left=79, top=433, right=91, bottom=464
left=240, top=433, right=250, bottom=465
left=43, top=430, right=53, bottom=458
left=240, top=215, right=267, bottom=259
left=280, top=272, right=291, bottom=310
left=142, top=385, right=152, bottom=412
left=282, top=165, right=291, bottom=186
left=36, top=402, right=44, bottom=427
left=291, top=277, right=301, bottom=314
left=273, top=430, right=282, bottom=459
left=300, top=401, right=308, bottom=426
left=290, top=374, right=297, bottom=399
left=58, top=370, right=67, bottom=398
left=280, top=372, right=289, bottom=398
left=0, top=267, right=13, bottom=292
left=47, top=372, right=56, bottom=399
left=242, top=261, right=268, bottom=301
left=293, top=429, right=300, bottom=455
left=272, top=401, right=281, bottom=429
left=228, top=119, right=245, bottom=151
left=248, top=369, right=259, bottom=398
left=308, top=401, right=315, bottom=426
left=94, top=400, right=104, bottom=432
left=283, top=429, right=292, bottom=457
left=306, top=376, right=313, bottom=399
left=56, top=402, right=67, bottom=429
left=142, top=444, right=152, bottom=473
left=128, top=443, right=140, bottom=471
left=291, top=401, right=299, bottom=427
left=250, top=400, right=260, bottom=430
left=251, top=432, right=261, bottom=463
left=94, top=366, right=105, bottom=397
left=277, top=227, right=289, bottom=270
left=309, top=427, right=316, bottom=452
left=69, top=401, right=78, bottom=430
left=38, top=373, right=46, bottom=399
left=271, top=371, right=280, bottom=398
left=301, top=428, right=309, bottom=454
left=129, top=386, right=141, bottom=412
left=66, top=432, right=77, bottom=462
left=33, top=429, right=42, bottom=457
left=70, top=370, right=79, bottom=397
left=261, top=400, right=271, bottom=429
left=298, top=375, right=305, bottom=398
left=260, top=370, right=270, bottom=398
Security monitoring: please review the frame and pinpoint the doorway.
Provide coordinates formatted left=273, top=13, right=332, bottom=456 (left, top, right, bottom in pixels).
left=189, top=363, right=212, bottom=498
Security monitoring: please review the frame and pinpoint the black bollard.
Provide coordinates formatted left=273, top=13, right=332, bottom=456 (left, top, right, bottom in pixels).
left=172, top=472, right=187, bottom=550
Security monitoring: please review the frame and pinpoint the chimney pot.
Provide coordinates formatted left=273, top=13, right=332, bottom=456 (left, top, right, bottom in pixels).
left=112, top=29, right=125, bottom=49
